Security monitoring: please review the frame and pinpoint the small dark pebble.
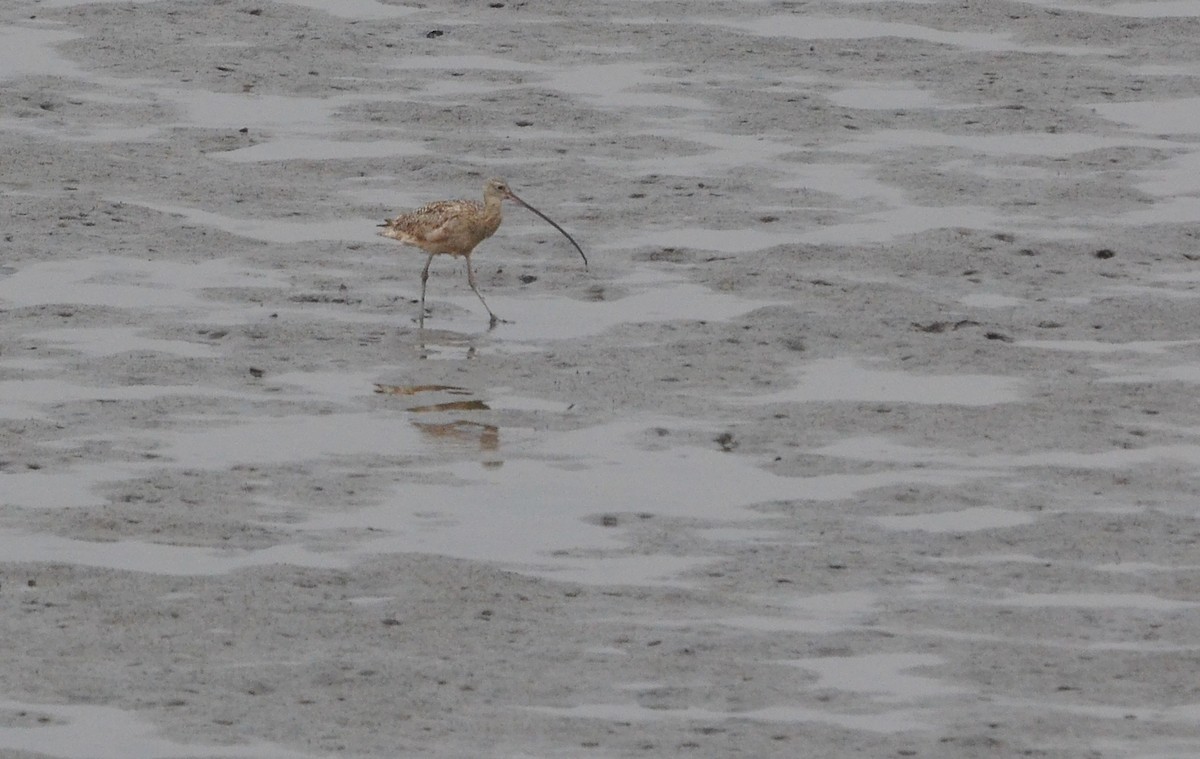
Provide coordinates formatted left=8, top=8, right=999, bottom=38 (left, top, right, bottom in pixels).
left=425, top=29, right=444, bottom=38
left=601, top=515, right=619, bottom=527
left=381, top=618, right=400, bottom=626
left=985, top=332, right=1014, bottom=342
left=514, top=120, right=533, bottom=127
left=248, top=367, right=264, bottom=378
left=518, top=274, right=538, bottom=284
left=1095, top=248, right=1116, bottom=259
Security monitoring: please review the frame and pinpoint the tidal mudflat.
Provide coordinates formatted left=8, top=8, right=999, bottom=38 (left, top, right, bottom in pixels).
left=3, top=0, right=1200, bottom=756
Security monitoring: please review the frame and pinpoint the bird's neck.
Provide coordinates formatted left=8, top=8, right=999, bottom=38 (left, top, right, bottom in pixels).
left=482, top=195, right=504, bottom=224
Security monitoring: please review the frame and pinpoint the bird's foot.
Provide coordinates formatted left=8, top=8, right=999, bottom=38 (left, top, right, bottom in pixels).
left=487, top=314, right=511, bottom=329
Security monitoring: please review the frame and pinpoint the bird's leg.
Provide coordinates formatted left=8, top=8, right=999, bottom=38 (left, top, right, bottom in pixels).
left=419, top=253, right=434, bottom=328
left=465, top=255, right=506, bottom=327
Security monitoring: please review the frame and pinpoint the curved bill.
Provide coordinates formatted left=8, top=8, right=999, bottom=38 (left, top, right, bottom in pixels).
left=505, top=190, right=589, bottom=269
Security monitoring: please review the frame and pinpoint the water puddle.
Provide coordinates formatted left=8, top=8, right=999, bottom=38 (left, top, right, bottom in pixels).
left=1096, top=363, right=1200, bottom=385
left=153, top=412, right=425, bottom=468
left=0, top=119, right=163, bottom=143
left=28, top=327, right=219, bottom=358
left=785, top=653, right=967, bottom=701
left=486, top=393, right=574, bottom=412
left=1111, top=196, right=1200, bottom=226
left=275, top=0, right=419, bottom=19
left=36, top=0, right=158, bottom=6
left=39, top=0, right=415, bottom=16
left=1119, top=150, right=1200, bottom=204
left=702, top=15, right=1114, bottom=55
left=833, top=128, right=1171, bottom=157
left=293, top=418, right=998, bottom=584
left=874, top=506, right=1035, bottom=532
left=773, top=162, right=908, bottom=205
left=546, top=63, right=711, bottom=111
left=0, top=699, right=312, bottom=759
left=617, top=227, right=797, bottom=253
left=216, top=137, right=427, bottom=163
left=960, top=293, right=1023, bottom=308
left=298, top=418, right=806, bottom=578
left=0, top=379, right=262, bottom=420
left=159, top=89, right=342, bottom=131
left=813, top=435, right=1200, bottom=470
left=422, top=272, right=780, bottom=342
left=799, top=204, right=1015, bottom=244
left=0, top=26, right=85, bottom=80
left=0, top=465, right=114, bottom=510
left=621, top=129, right=796, bottom=175
left=524, top=701, right=932, bottom=733
left=1093, top=97, right=1200, bottom=136
left=0, top=256, right=288, bottom=310
left=1018, top=338, right=1198, bottom=354
left=0, top=530, right=346, bottom=576
left=125, top=199, right=381, bottom=243
left=654, top=591, right=880, bottom=635
left=1096, top=560, right=1200, bottom=575
left=987, top=592, right=1198, bottom=611
left=390, top=54, right=543, bottom=72
left=732, top=357, right=1024, bottom=406
left=1030, top=0, right=1200, bottom=17
left=826, top=84, right=947, bottom=110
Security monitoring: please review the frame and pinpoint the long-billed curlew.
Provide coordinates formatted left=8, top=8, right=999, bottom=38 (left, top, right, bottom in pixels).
left=378, top=177, right=587, bottom=328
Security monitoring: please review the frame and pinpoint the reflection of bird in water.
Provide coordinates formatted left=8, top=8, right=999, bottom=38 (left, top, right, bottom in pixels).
left=413, top=420, right=502, bottom=468
left=378, top=178, right=588, bottom=328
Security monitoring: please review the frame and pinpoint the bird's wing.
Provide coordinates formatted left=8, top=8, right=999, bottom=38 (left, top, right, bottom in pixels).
left=384, top=200, right=475, bottom=245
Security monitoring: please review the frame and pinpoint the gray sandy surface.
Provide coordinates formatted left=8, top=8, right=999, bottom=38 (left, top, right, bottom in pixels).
left=3, top=0, right=1200, bottom=757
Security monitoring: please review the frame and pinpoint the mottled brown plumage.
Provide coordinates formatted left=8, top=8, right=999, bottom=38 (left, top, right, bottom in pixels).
left=378, top=178, right=587, bottom=328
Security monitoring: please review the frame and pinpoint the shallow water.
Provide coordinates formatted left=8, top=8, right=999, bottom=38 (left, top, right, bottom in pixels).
left=0, top=699, right=310, bottom=759
left=733, top=357, right=1025, bottom=406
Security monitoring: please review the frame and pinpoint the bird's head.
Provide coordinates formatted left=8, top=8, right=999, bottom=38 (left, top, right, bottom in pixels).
left=484, top=177, right=519, bottom=204
left=482, top=177, right=588, bottom=269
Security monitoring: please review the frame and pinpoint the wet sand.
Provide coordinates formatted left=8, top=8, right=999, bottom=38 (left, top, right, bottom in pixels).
left=3, top=0, right=1200, bottom=757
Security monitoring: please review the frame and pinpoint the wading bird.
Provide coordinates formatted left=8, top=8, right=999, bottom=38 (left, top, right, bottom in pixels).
left=378, top=178, right=587, bottom=328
